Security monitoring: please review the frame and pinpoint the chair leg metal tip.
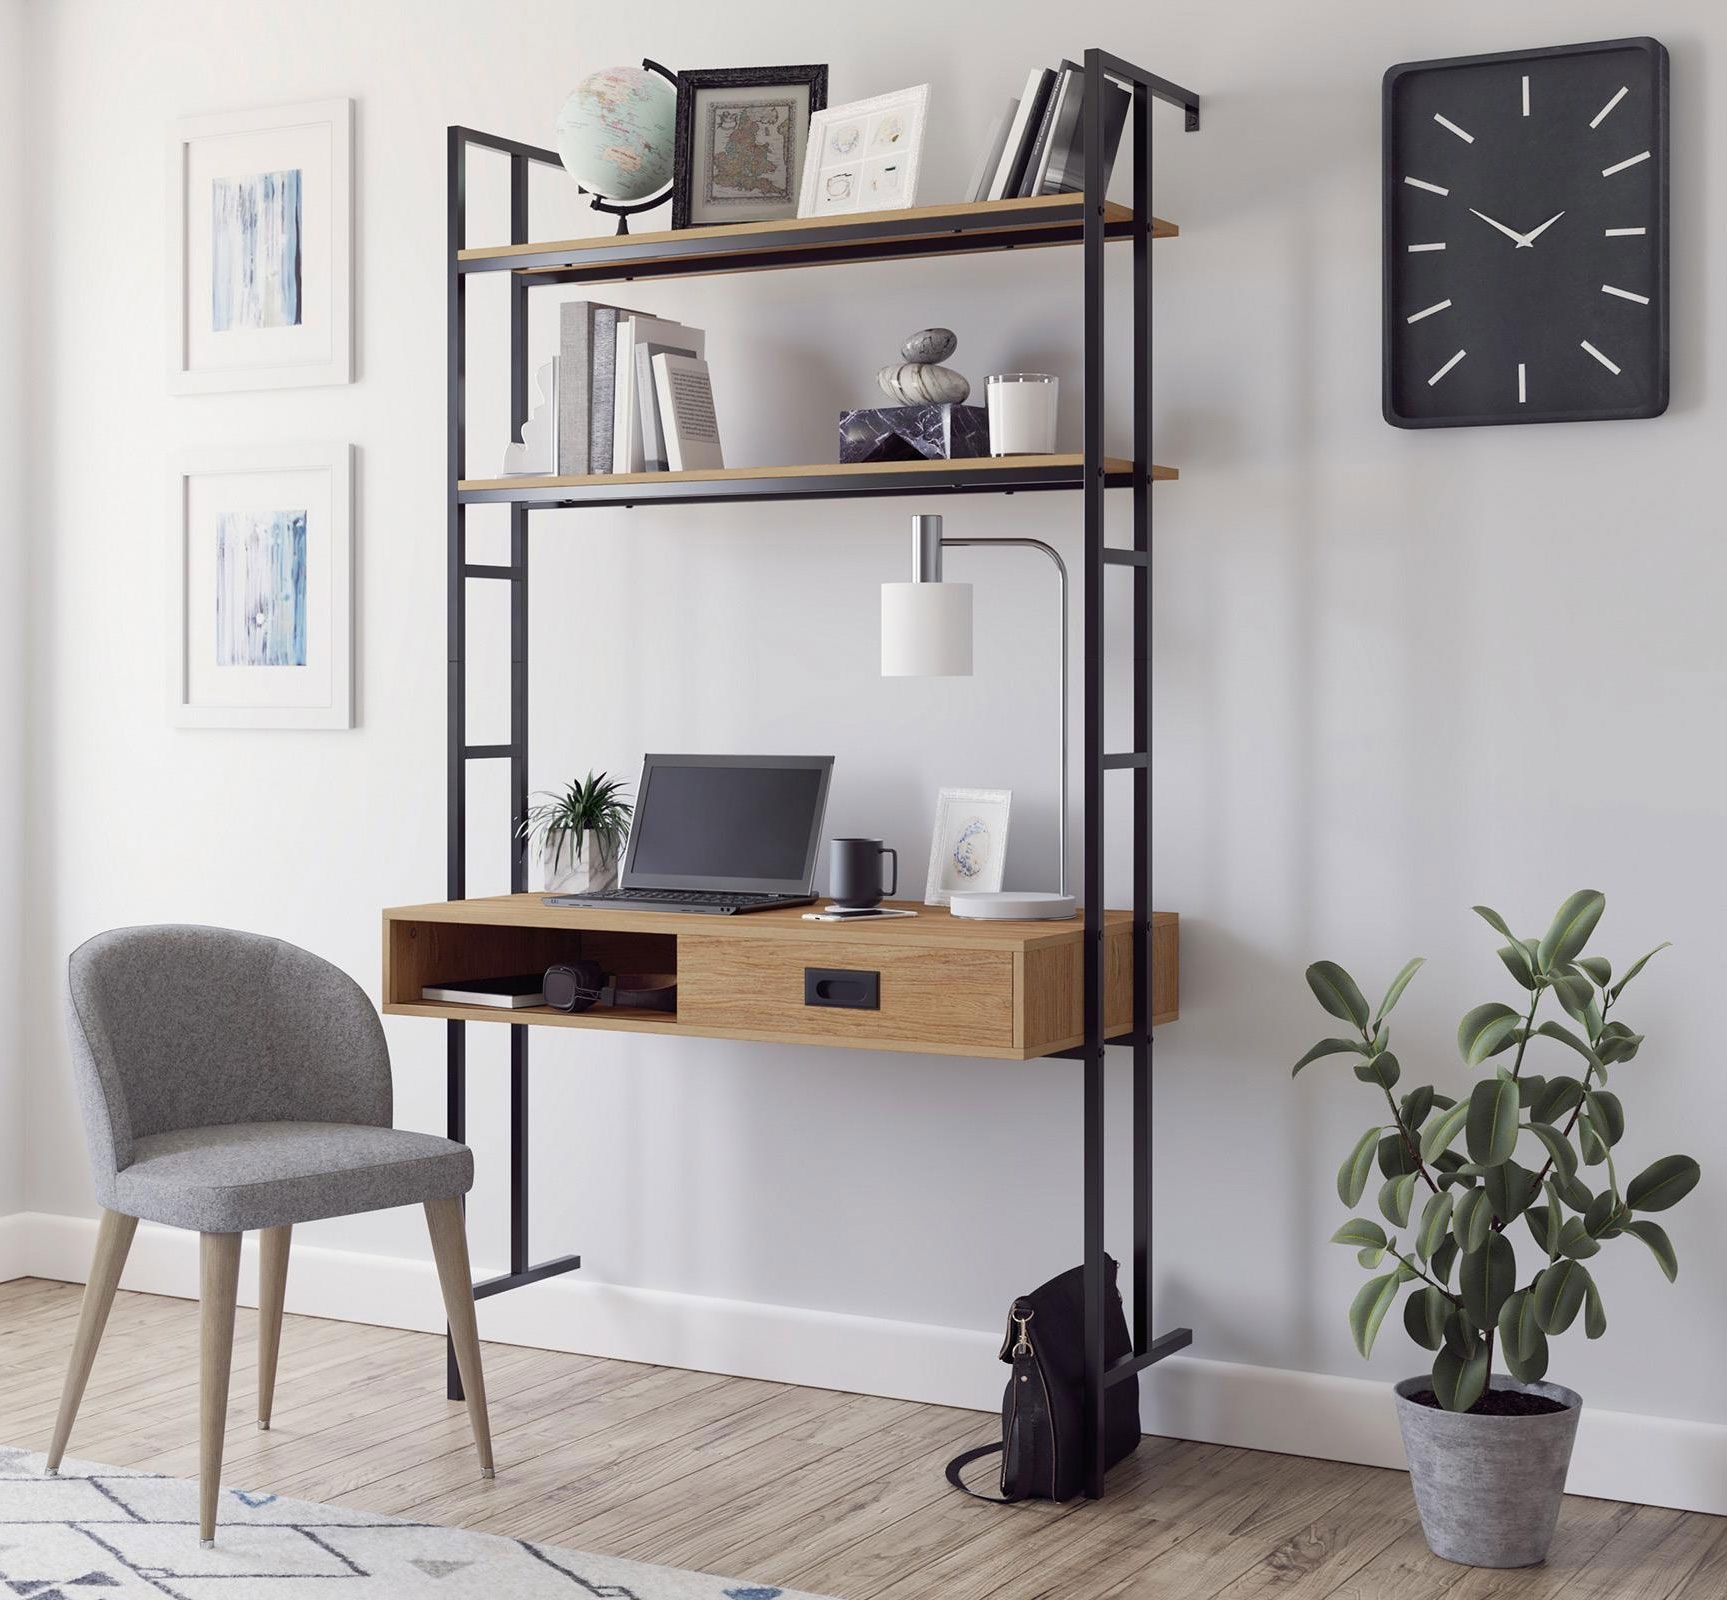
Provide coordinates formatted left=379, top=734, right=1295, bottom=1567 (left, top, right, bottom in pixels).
left=258, top=1420, right=270, bottom=1431
left=200, top=1539, right=215, bottom=1549
left=43, top=1468, right=58, bottom=1478
left=481, top=1468, right=496, bottom=1480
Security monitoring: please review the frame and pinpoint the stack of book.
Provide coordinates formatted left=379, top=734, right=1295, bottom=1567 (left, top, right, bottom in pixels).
left=965, top=61, right=1132, bottom=204
left=556, top=304, right=724, bottom=475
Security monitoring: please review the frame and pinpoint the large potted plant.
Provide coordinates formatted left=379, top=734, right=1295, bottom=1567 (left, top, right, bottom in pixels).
left=517, top=771, right=633, bottom=894
left=1294, top=890, right=1698, bottom=1568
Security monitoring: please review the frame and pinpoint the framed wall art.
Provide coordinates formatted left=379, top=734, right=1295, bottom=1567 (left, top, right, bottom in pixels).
left=168, top=443, right=353, bottom=729
left=671, top=64, right=827, bottom=229
left=167, top=98, right=353, bottom=392
left=924, top=787, right=1011, bottom=906
left=798, top=85, right=930, bottom=217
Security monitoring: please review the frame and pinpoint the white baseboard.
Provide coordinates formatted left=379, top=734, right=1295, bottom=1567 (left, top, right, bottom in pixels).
left=12, top=1210, right=1726, bottom=1515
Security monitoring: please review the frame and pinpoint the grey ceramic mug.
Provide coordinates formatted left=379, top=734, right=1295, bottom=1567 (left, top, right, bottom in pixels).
left=829, top=838, right=898, bottom=909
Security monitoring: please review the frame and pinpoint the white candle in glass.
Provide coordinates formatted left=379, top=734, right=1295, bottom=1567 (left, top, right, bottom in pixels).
left=986, top=373, right=1058, bottom=455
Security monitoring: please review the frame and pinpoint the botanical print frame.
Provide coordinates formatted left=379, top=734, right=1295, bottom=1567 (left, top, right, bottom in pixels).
left=924, top=787, right=1012, bottom=906
left=168, top=443, right=353, bottom=729
left=168, top=98, right=353, bottom=393
left=671, top=64, right=828, bottom=229
left=798, top=85, right=930, bottom=218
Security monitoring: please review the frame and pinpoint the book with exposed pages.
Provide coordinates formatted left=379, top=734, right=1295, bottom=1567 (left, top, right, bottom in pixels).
left=420, top=974, right=546, bottom=1008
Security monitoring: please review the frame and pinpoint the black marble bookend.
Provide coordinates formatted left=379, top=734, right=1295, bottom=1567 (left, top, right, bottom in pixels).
left=838, top=403, right=990, bottom=464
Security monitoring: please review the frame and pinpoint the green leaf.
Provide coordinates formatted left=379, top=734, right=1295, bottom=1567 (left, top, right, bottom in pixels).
left=1524, top=1204, right=1552, bottom=1254
left=1467, top=1077, right=1520, bottom=1167
left=1551, top=973, right=1603, bottom=1037
left=1348, top=1271, right=1402, bottom=1358
left=1379, top=1172, right=1418, bottom=1229
left=1583, top=1090, right=1624, bottom=1150
left=1584, top=1276, right=1607, bottom=1340
left=1584, top=1190, right=1627, bottom=1238
left=1544, top=1181, right=1566, bottom=1254
left=1526, top=1122, right=1578, bottom=1186
left=1483, top=1159, right=1536, bottom=1226
left=1354, top=1050, right=1402, bottom=1090
left=1429, top=1236, right=1458, bottom=1286
left=1533, top=1076, right=1586, bottom=1125
left=1441, top=1308, right=1480, bottom=1357
left=1558, top=1217, right=1601, bottom=1259
left=1532, top=1259, right=1591, bottom=1335
left=1597, top=1026, right=1645, bottom=1066
left=1608, top=942, right=1672, bottom=1002
left=1472, top=905, right=1517, bottom=941
left=1330, top=1217, right=1388, bottom=1250
left=1557, top=1171, right=1595, bottom=1213
left=1308, top=961, right=1370, bottom=1031
left=1400, top=1085, right=1435, bottom=1134
left=1337, top=1127, right=1381, bottom=1208
left=1404, top=1286, right=1450, bottom=1351
left=1538, top=890, right=1606, bottom=973
left=1496, top=942, right=1538, bottom=990
left=1416, top=1191, right=1454, bottom=1262
left=1458, top=1003, right=1523, bottom=1066
left=1374, top=957, right=1426, bottom=1026
left=1626, top=1219, right=1678, bottom=1282
left=1498, top=1289, right=1549, bottom=1383
left=1577, top=956, right=1612, bottom=988
left=1432, top=1346, right=1489, bottom=1413
left=1292, top=1037, right=1365, bottom=1076
left=1502, top=1324, right=1549, bottom=1383
left=1452, top=1187, right=1494, bottom=1256
left=1357, top=1246, right=1386, bottom=1268
left=1378, top=1132, right=1419, bottom=1179
left=1460, top=1233, right=1517, bottom=1327
left=1626, top=1155, right=1701, bottom=1213
left=1421, top=1099, right=1471, bottom=1163
left=1533, top=1020, right=1603, bottom=1072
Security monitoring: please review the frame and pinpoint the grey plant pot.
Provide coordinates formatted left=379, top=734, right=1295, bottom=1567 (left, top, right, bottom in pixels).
left=1394, top=1375, right=1582, bottom=1568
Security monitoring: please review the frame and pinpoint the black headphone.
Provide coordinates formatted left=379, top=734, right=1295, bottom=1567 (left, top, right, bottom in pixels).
left=543, top=962, right=676, bottom=1014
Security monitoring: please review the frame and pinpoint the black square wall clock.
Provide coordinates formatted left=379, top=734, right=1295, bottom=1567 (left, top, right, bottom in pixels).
left=1383, top=37, right=1669, bottom=428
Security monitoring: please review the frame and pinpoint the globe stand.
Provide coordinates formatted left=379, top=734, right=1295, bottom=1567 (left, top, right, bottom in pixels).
left=574, top=58, right=677, bottom=236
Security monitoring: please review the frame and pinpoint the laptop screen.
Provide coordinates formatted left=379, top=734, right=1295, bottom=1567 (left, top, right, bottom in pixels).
left=621, top=755, right=833, bottom=894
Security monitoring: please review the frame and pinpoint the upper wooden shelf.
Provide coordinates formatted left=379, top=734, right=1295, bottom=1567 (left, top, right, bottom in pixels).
left=458, top=454, right=1176, bottom=509
left=456, top=194, right=1177, bottom=287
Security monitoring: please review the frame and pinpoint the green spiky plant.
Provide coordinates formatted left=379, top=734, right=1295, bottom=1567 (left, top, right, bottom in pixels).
left=517, top=771, right=633, bottom=871
left=1294, top=891, right=1698, bottom=1412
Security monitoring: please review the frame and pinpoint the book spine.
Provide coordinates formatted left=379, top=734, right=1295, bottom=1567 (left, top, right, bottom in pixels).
left=1001, top=70, right=1054, bottom=199
left=556, top=303, right=592, bottom=476
left=591, top=307, right=622, bottom=474
left=1019, top=72, right=1065, bottom=197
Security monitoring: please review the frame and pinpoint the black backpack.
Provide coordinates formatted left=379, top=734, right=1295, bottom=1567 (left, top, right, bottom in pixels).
left=945, top=1257, right=1139, bottom=1502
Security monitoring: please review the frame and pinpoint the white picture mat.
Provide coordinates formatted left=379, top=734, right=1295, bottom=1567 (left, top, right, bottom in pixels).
left=798, top=85, right=929, bottom=217
left=924, top=786, right=1012, bottom=905
left=168, top=443, right=353, bottom=729
left=167, top=98, right=352, bottom=392
left=687, top=83, right=813, bottom=225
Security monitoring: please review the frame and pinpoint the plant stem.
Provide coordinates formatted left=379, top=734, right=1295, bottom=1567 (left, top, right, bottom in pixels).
left=1381, top=1086, right=1441, bottom=1195
left=1508, top=983, right=1545, bottom=1081
left=1391, top=1249, right=1461, bottom=1304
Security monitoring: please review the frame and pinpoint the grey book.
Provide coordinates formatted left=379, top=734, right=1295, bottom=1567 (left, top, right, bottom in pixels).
left=967, top=99, right=1017, bottom=202
left=557, top=301, right=647, bottom=475
left=1021, top=61, right=1078, bottom=197
left=420, top=974, right=545, bottom=1008
left=1030, top=63, right=1082, bottom=195
left=636, top=341, right=698, bottom=471
left=1046, top=76, right=1131, bottom=196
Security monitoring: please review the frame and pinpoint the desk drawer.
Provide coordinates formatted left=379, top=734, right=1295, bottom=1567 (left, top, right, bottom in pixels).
left=679, top=934, right=1017, bottom=1052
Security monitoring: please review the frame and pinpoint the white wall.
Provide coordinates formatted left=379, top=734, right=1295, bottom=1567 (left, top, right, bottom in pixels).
left=16, top=0, right=1727, bottom=1498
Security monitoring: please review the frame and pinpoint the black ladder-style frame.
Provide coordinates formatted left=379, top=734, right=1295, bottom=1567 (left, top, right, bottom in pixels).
left=444, top=47, right=1199, bottom=1499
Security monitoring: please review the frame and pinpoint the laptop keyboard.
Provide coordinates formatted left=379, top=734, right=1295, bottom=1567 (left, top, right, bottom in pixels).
left=569, top=889, right=794, bottom=907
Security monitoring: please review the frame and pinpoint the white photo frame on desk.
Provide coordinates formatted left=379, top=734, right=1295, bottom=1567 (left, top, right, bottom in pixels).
left=798, top=85, right=929, bottom=217
left=925, top=786, right=1011, bottom=906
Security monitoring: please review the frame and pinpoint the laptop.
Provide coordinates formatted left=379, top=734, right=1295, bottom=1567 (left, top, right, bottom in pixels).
left=545, top=753, right=834, bottom=915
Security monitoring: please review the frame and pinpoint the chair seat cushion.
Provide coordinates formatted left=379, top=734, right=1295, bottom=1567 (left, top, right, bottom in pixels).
left=110, top=1121, right=474, bottom=1233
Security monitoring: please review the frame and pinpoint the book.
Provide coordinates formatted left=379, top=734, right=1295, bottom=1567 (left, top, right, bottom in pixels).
left=557, top=302, right=645, bottom=475
left=1021, top=61, right=1079, bottom=197
left=966, top=99, right=1017, bottom=203
left=651, top=353, right=724, bottom=472
left=420, top=974, right=546, bottom=1008
left=990, top=67, right=1054, bottom=201
left=1029, top=62, right=1082, bottom=196
left=1046, top=75, right=1131, bottom=195
left=614, top=316, right=706, bottom=474
left=636, top=341, right=698, bottom=471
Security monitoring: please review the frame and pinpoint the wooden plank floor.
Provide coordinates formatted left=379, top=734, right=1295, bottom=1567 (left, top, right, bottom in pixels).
left=1, top=1277, right=1722, bottom=1599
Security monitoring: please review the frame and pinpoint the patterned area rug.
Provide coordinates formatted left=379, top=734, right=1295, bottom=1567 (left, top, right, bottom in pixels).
left=0, top=1447, right=832, bottom=1599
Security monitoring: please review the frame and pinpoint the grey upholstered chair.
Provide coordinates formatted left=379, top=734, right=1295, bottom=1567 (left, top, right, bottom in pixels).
left=50, top=925, right=495, bottom=1545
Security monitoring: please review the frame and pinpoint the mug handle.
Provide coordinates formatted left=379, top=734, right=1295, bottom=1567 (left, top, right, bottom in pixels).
left=881, top=845, right=898, bottom=898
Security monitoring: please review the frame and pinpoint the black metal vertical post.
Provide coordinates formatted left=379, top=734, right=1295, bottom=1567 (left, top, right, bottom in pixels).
left=1080, top=47, right=1109, bottom=1502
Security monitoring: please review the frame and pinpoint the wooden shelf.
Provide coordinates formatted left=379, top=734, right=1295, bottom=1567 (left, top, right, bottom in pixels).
left=456, top=194, right=1176, bottom=287
left=458, top=454, right=1176, bottom=509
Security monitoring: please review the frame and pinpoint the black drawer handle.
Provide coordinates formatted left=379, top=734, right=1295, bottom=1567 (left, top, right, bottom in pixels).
left=804, top=967, right=880, bottom=1010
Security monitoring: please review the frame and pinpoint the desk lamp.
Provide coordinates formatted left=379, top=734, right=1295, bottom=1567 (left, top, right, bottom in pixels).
left=881, top=513, right=1077, bottom=921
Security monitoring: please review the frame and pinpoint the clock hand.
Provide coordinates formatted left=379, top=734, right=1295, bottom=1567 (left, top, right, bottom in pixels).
left=1517, top=210, right=1566, bottom=246
left=1469, top=207, right=1531, bottom=247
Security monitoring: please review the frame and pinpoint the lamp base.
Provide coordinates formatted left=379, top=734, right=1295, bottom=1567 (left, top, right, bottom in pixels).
left=948, top=890, right=1078, bottom=921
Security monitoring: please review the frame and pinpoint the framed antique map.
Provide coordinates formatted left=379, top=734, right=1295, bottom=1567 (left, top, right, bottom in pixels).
left=671, top=64, right=827, bottom=228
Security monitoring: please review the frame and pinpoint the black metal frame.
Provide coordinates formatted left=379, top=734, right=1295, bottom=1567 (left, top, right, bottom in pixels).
left=442, top=50, right=1199, bottom=1493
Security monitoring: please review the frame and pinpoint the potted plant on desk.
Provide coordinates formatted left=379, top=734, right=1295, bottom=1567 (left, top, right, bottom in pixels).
left=1294, top=890, right=1698, bottom=1568
left=518, top=771, right=633, bottom=895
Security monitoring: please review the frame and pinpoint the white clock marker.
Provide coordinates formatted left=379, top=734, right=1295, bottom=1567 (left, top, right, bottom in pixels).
left=1434, top=113, right=1475, bottom=143
left=1406, top=299, right=1452, bottom=324
left=1581, top=340, right=1621, bottom=375
left=1404, top=176, right=1450, bottom=196
left=1517, top=364, right=1527, bottom=404
left=1604, top=226, right=1646, bottom=237
left=1602, top=284, right=1650, bottom=305
left=1602, top=150, right=1651, bottom=177
left=1428, top=349, right=1466, bottom=386
left=1590, top=86, right=1629, bottom=129
left=1407, top=242, right=1447, bottom=252
left=1521, top=76, right=1531, bottom=117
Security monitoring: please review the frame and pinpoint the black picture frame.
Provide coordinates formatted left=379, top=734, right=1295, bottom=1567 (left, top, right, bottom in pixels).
left=671, top=63, right=829, bottom=230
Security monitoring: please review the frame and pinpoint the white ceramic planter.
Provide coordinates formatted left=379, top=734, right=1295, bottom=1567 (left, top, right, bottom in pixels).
left=540, top=829, right=620, bottom=895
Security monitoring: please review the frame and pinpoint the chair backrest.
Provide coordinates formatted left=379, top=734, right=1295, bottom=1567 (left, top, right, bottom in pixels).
left=65, top=925, right=392, bottom=1179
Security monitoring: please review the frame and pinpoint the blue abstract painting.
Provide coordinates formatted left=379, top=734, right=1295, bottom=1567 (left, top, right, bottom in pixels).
left=210, top=168, right=302, bottom=331
left=214, top=510, right=308, bottom=667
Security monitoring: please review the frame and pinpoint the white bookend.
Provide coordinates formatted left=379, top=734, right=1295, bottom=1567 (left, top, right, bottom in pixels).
left=652, top=353, right=724, bottom=473
left=614, top=317, right=706, bottom=473
left=967, top=99, right=1017, bottom=202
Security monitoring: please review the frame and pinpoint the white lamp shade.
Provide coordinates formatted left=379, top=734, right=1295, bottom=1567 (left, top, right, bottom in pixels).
left=881, top=581, right=973, bottom=676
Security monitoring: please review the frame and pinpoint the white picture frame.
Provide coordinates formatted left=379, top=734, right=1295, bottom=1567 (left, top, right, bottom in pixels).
left=167, top=97, right=353, bottom=393
left=924, top=787, right=1012, bottom=906
left=168, top=443, right=353, bottom=729
left=798, top=85, right=929, bottom=218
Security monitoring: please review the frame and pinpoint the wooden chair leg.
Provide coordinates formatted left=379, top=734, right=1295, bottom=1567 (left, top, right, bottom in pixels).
left=199, top=1231, right=242, bottom=1546
left=423, top=1198, right=494, bottom=1478
left=257, top=1225, right=292, bottom=1431
left=45, top=1208, right=138, bottom=1474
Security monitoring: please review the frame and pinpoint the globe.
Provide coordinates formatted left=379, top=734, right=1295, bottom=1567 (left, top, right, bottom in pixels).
left=555, top=66, right=677, bottom=205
